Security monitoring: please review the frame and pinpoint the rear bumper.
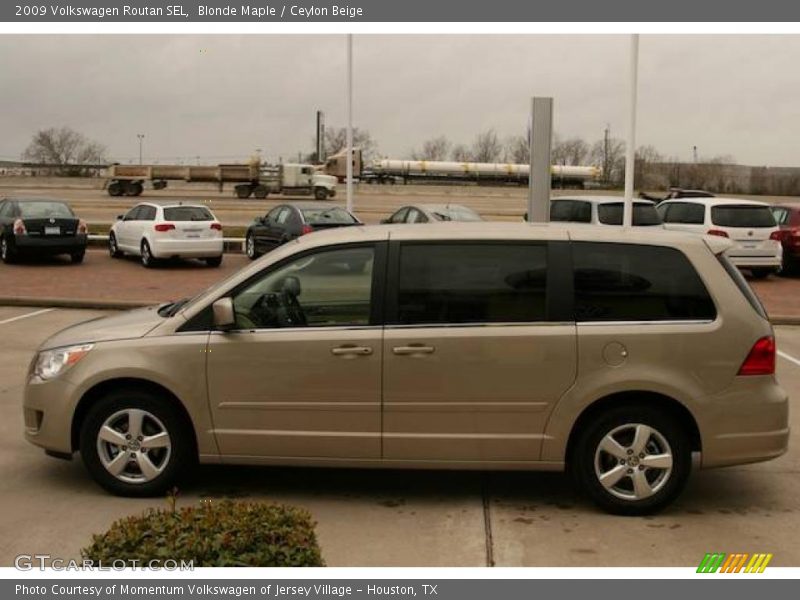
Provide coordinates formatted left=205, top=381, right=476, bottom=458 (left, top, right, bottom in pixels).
left=727, top=255, right=782, bottom=269
left=14, top=234, right=87, bottom=254
left=700, top=377, right=790, bottom=468
left=149, top=238, right=223, bottom=259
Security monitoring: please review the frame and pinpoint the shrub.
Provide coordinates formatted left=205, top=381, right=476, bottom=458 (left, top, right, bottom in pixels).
left=82, top=499, right=324, bottom=567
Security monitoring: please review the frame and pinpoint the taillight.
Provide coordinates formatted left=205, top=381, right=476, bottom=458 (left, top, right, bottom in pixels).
left=77, top=220, right=88, bottom=234
left=769, top=230, right=783, bottom=241
left=13, top=219, right=26, bottom=235
left=154, top=223, right=175, bottom=232
left=301, top=224, right=314, bottom=235
left=707, top=229, right=729, bottom=238
left=210, top=222, right=222, bottom=231
left=789, top=227, right=800, bottom=244
left=738, top=336, right=776, bottom=376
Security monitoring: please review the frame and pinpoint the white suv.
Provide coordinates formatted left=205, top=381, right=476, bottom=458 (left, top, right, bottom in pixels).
left=109, top=202, right=224, bottom=268
left=658, top=198, right=782, bottom=278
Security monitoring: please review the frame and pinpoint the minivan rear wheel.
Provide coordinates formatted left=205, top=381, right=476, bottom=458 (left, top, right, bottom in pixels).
left=79, top=389, right=195, bottom=497
left=571, top=405, right=690, bottom=515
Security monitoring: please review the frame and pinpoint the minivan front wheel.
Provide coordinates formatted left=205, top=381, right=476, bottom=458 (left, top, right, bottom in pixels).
left=571, top=406, right=690, bottom=515
left=79, top=389, right=194, bottom=496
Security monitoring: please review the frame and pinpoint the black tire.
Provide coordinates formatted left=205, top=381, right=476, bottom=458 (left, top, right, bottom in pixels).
left=127, top=182, right=143, bottom=197
left=245, top=233, right=259, bottom=260
left=235, top=185, right=252, bottom=199
left=0, top=236, right=16, bottom=264
left=570, top=404, right=691, bottom=516
left=205, top=256, right=223, bottom=268
left=108, top=233, right=123, bottom=258
left=107, top=182, right=123, bottom=197
left=79, top=388, right=195, bottom=497
left=314, top=187, right=328, bottom=200
left=70, top=251, right=85, bottom=264
left=253, top=185, right=269, bottom=199
left=140, top=240, right=157, bottom=268
left=750, top=268, right=773, bottom=280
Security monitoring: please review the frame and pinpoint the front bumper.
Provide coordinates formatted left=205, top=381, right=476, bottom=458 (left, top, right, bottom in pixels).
left=24, top=376, right=80, bottom=456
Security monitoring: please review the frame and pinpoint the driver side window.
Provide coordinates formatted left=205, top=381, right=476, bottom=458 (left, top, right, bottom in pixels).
left=231, top=245, right=375, bottom=330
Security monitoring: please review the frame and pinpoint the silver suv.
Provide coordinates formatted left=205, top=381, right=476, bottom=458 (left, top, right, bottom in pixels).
left=23, top=223, right=789, bottom=515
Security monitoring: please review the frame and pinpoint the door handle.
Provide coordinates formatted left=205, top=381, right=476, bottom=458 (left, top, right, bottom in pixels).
left=331, top=345, right=373, bottom=356
left=392, top=345, right=435, bottom=355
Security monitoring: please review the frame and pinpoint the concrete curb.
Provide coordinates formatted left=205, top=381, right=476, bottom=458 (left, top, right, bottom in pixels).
left=2, top=295, right=799, bottom=325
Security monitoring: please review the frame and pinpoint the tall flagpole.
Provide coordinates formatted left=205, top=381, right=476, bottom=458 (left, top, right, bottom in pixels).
left=623, top=34, right=639, bottom=229
left=346, top=34, right=354, bottom=213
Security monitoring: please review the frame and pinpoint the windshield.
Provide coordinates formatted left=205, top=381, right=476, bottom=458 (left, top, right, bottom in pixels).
left=301, top=207, right=357, bottom=225
left=431, top=206, right=482, bottom=222
left=163, top=206, right=214, bottom=221
left=18, top=202, right=74, bottom=218
left=711, top=205, right=775, bottom=228
left=598, top=203, right=662, bottom=226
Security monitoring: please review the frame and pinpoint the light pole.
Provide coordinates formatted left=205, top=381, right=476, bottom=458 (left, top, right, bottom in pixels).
left=137, top=134, right=145, bottom=165
left=346, top=34, right=354, bottom=213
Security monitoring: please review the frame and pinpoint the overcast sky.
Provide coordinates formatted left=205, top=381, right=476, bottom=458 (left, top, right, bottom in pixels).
left=1, top=34, right=798, bottom=167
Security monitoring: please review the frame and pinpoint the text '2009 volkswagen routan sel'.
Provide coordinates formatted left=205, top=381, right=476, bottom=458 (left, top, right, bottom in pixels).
left=23, top=223, right=789, bottom=514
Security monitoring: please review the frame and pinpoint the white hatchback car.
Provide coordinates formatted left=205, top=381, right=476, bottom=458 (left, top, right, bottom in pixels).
left=657, top=198, right=782, bottom=278
left=109, top=202, right=224, bottom=268
left=547, top=196, right=663, bottom=227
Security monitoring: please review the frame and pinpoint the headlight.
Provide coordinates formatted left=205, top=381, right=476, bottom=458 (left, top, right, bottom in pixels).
left=32, top=344, right=94, bottom=381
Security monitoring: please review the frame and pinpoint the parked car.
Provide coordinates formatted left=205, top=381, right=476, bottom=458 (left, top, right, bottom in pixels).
left=245, top=202, right=360, bottom=260
left=769, top=204, right=800, bottom=273
left=640, top=188, right=715, bottom=203
left=0, top=197, right=88, bottom=264
left=381, top=203, right=482, bottom=224
left=544, top=196, right=662, bottom=227
left=658, top=198, right=782, bottom=278
left=24, top=223, right=788, bottom=515
left=109, top=202, right=223, bottom=268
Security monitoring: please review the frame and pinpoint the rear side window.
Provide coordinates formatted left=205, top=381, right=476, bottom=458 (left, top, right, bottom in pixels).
left=301, top=207, right=357, bottom=225
left=717, top=254, right=768, bottom=320
left=711, top=205, right=775, bottom=228
left=573, top=242, right=716, bottom=322
left=660, top=202, right=705, bottom=225
left=551, top=200, right=592, bottom=223
left=770, top=207, right=789, bottom=226
left=163, top=206, right=212, bottom=221
left=597, top=203, right=662, bottom=226
left=397, top=243, right=547, bottom=324
left=139, top=206, right=157, bottom=221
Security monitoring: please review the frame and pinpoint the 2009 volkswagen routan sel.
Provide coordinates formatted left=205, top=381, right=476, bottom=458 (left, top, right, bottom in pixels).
left=23, top=223, right=789, bottom=515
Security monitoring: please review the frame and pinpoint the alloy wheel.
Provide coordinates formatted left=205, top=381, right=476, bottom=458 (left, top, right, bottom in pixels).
left=96, top=408, right=172, bottom=484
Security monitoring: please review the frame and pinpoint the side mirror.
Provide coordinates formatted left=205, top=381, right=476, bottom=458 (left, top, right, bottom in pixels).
left=117, top=214, right=124, bottom=220
left=212, top=297, right=235, bottom=330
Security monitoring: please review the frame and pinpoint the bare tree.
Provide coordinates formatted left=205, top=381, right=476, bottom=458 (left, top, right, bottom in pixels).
left=635, top=145, right=664, bottom=164
left=470, top=129, right=503, bottom=163
left=324, top=127, right=378, bottom=160
left=451, top=143, right=472, bottom=162
left=552, top=137, right=590, bottom=166
left=590, top=137, right=626, bottom=184
left=506, top=135, right=529, bottom=164
left=412, top=136, right=451, bottom=161
left=22, top=126, right=107, bottom=176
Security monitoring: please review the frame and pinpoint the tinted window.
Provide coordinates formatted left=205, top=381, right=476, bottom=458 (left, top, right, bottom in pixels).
left=660, top=202, right=705, bottom=225
left=406, top=209, right=426, bottom=224
left=717, top=253, right=768, bottom=320
left=301, top=207, right=357, bottom=225
left=770, top=207, right=789, bottom=226
left=428, top=206, right=482, bottom=222
left=397, top=243, right=547, bottom=325
left=711, top=205, right=775, bottom=228
left=389, top=207, right=409, bottom=224
left=0, top=202, right=10, bottom=218
left=232, top=246, right=375, bottom=329
left=163, top=206, right=212, bottom=221
left=124, top=206, right=142, bottom=220
left=573, top=242, right=716, bottom=322
left=551, top=200, right=592, bottom=223
left=275, top=208, right=291, bottom=225
left=597, top=203, right=662, bottom=226
left=139, top=206, right=157, bottom=221
left=18, top=201, right=73, bottom=218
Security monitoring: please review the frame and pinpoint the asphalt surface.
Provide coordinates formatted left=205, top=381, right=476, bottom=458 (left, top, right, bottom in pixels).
left=0, top=306, right=798, bottom=567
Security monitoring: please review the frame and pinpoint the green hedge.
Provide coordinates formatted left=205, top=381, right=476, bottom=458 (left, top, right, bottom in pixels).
left=82, top=500, right=324, bottom=567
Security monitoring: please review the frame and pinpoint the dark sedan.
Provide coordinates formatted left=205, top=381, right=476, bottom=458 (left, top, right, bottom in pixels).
left=0, top=198, right=88, bottom=264
left=245, top=202, right=361, bottom=259
left=770, top=204, right=800, bottom=273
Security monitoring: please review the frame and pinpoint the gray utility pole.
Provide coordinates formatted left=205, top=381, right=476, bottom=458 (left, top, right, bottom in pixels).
left=345, top=34, right=354, bottom=213
left=527, top=97, right=553, bottom=223
left=603, top=124, right=610, bottom=183
left=137, top=134, right=145, bottom=165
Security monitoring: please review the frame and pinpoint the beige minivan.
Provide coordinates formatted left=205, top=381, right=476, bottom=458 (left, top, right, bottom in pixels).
left=23, top=223, right=789, bottom=514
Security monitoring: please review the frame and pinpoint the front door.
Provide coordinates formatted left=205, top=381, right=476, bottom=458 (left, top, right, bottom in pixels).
left=206, top=243, right=384, bottom=459
left=382, top=241, right=577, bottom=462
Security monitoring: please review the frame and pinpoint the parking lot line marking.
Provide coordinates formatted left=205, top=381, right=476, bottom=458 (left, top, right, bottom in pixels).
left=778, top=350, right=800, bottom=368
left=0, top=308, right=54, bottom=326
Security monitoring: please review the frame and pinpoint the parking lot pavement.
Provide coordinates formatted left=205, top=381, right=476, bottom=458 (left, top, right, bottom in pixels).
left=0, top=307, right=798, bottom=567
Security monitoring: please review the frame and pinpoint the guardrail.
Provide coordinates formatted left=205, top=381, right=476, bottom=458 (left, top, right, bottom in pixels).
left=88, top=234, right=246, bottom=254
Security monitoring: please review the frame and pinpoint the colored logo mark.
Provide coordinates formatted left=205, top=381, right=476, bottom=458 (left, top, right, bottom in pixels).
left=697, top=553, right=773, bottom=573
